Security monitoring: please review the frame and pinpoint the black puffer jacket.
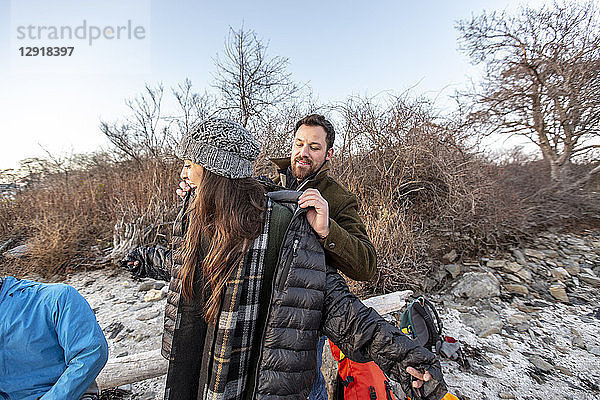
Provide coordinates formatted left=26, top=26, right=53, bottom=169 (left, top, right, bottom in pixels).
left=126, top=191, right=446, bottom=400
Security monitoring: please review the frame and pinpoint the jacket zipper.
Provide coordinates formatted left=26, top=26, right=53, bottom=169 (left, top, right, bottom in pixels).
left=276, top=238, right=299, bottom=291
left=251, top=206, right=302, bottom=398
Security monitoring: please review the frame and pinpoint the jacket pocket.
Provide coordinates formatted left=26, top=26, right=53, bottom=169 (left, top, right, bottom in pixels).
left=277, top=238, right=299, bottom=291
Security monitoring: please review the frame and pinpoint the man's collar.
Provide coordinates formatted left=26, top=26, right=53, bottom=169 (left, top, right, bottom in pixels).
left=270, top=156, right=330, bottom=190
left=270, top=157, right=291, bottom=172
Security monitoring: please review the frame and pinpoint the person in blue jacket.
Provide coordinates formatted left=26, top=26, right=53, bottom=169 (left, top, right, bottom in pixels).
left=0, top=276, right=109, bottom=400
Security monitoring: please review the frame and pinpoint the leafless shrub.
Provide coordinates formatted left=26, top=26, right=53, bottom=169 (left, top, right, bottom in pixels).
left=0, top=153, right=181, bottom=278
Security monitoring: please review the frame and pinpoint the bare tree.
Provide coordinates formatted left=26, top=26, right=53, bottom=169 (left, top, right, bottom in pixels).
left=169, top=78, right=217, bottom=141
left=212, top=25, right=299, bottom=128
left=101, top=80, right=215, bottom=164
left=100, top=83, right=169, bottom=163
left=456, top=1, right=600, bottom=186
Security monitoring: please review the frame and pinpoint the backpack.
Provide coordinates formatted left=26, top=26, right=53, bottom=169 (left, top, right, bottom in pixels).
left=330, top=340, right=397, bottom=400
left=399, top=297, right=443, bottom=353
left=331, top=297, right=453, bottom=400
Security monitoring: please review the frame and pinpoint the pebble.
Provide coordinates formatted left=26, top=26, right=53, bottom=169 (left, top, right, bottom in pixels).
left=549, top=284, right=569, bottom=303
left=512, top=249, right=527, bottom=265
left=443, top=249, right=458, bottom=263
left=515, top=268, right=532, bottom=282
left=452, top=272, right=500, bottom=300
left=586, top=345, right=600, bottom=356
left=460, top=311, right=503, bottom=338
left=504, top=284, right=529, bottom=296
left=445, top=264, right=461, bottom=279
left=503, top=262, right=522, bottom=274
left=498, top=392, right=515, bottom=399
left=529, top=355, right=554, bottom=372
left=144, top=289, right=167, bottom=302
left=139, top=281, right=166, bottom=292
left=524, top=249, right=545, bottom=260
left=137, top=309, right=161, bottom=321
left=551, top=267, right=570, bottom=281
left=487, top=260, right=507, bottom=269
left=130, top=302, right=152, bottom=311
left=579, top=274, right=600, bottom=288
left=555, top=365, right=573, bottom=376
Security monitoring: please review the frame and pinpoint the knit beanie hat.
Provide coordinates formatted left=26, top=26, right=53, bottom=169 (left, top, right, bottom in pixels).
left=176, top=118, right=261, bottom=179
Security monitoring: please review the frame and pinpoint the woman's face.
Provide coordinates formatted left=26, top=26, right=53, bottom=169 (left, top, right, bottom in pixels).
left=180, top=160, right=204, bottom=188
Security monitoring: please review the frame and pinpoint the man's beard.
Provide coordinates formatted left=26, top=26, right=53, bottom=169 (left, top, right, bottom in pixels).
left=291, top=157, right=316, bottom=181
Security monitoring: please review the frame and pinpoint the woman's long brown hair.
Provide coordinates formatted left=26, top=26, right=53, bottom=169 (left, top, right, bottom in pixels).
left=178, top=167, right=266, bottom=323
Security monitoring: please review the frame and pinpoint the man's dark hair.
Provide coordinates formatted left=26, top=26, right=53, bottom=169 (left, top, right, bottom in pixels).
left=294, top=114, right=335, bottom=150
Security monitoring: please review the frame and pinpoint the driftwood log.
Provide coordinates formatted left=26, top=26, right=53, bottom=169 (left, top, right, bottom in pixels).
left=97, top=289, right=413, bottom=389
left=96, top=349, right=167, bottom=390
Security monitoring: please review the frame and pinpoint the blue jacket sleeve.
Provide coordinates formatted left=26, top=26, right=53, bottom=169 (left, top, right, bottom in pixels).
left=40, top=285, right=109, bottom=400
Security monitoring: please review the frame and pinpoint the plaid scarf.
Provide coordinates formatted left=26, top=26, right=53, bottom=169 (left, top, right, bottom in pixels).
left=204, top=199, right=272, bottom=400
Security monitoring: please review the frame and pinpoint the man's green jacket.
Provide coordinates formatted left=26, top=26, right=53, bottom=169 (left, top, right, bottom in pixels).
left=271, top=157, right=377, bottom=281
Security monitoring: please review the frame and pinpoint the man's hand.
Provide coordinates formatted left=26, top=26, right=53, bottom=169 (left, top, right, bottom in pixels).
left=397, top=347, right=447, bottom=400
left=298, top=188, right=330, bottom=239
left=407, top=366, right=431, bottom=390
left=176, top=181, right=192, bottom=200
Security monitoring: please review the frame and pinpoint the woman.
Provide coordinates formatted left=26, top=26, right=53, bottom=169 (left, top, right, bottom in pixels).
left=125, top=118, right=446, bottom=400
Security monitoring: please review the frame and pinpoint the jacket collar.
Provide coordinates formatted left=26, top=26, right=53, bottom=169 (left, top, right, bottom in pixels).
left=270, top=156, right=330, bottom=190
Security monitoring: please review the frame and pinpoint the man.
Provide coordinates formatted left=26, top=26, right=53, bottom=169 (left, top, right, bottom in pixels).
left=272, top=114, right=377, bottom=399
left=0, top=276, right=108, bottom=400
left=271, top=113, right=376, bottom=281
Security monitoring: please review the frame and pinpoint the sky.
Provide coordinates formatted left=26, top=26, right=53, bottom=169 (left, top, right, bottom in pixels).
left=0, top=0, right=548, bottom=171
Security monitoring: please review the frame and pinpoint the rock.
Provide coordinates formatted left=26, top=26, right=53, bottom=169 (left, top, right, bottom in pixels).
left=581, top=267, right=595, bottom=276
left=505, top=274, right=522, bottom=283
left=444, top=264, right=461, bottom=279
left=579, top=274, right=600, bottom=288
left=452, top=272, right=500, bottom=300
left=498, top=392, right=516, bottom=399
left=105, top=322, right=125, bottom=339
left=144, top=289, right=166, bottom=302
left=512, top=249, right=527, bottom=265
left=460, top=311, right=503, bottom=338
left=138, top=281, right=166, bottom=291
left=555, top=365, right=573, bottom=376
left=138, top=392, right=157, bottom=400
left=504, top=284, right=529, bottom=296
left=136, top=309, right=161, bottom=321
left=129, top=302, right=152, bottom=311
left=3, top=244, right=30, bottom=259
left=503, top=262, right=522, bottom=274
left=549, top=284, right=569, bottom=303
left=570, top=328, right=585, bottom=349
left=487, top=260, right=507, bottom=269
left=138, top=282, right=156, bottom=291
left=524, top=249, right=545, bottom=260
left=564, top=262, right=580, bottom=275
left=551, top=267, right=570, bottom=281
left=135, top=332, right=149, bottom=342
left=507, top=313, right=530, bottom=331
left=529, top=355, right=554, bottom=372
left=586, top=344, right=600, bottom=356
left=541, top=249, right=559, bottom=258
left=443, top=249, right=458, bottom=263
left=515, top=268, right=532, bottom=282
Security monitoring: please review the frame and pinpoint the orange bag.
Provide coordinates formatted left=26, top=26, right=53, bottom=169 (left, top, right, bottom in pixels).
left=330, top=340, right=397, bottom=400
